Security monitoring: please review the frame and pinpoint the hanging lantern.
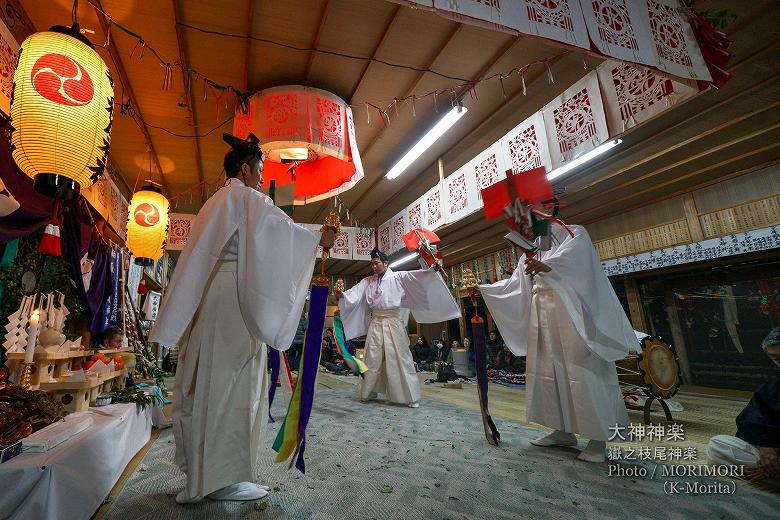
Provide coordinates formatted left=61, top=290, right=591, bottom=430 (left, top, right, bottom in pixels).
left=126, top=185, right=169, bottom=265
left=233, top=85, right=363, bottom=205
left=10, top=24, right=114, bottom=199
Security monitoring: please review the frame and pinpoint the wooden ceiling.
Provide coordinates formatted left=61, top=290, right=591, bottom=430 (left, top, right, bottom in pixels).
left=16, top=0, right=780, bottom=277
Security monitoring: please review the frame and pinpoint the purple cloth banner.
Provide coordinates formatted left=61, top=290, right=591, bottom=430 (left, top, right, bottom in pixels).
left=268, top=346, right=281, bottom=423
left=295, top=283, right=327, bottom=473
left=472, top=318, right=500, bottom=446
left=97, top=246, right=122, bottom=333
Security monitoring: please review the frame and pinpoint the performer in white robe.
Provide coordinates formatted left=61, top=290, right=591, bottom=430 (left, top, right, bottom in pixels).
left=150, top=133, right=334, bottom=504
left=337, top=248, right=461, bottom=407
left=479, top=222, right=634, bottom=462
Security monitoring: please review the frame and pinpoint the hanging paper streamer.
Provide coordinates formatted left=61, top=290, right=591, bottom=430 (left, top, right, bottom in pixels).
left=331, top=314, right=368, bottom=376
left=273, top=283, right=327, bottom=473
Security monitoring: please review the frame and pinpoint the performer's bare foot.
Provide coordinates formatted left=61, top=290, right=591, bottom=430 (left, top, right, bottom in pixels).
left=577, top=440, right=606, bottom=462
left=175, top=490, right=202, bottom=505
left=360, top=392, right=378, bottom=403
left=207, top=482, right=270, bottom=501
left=530, top=430, right=577, bottom=447
left=408, top=401, right=420, bottom=408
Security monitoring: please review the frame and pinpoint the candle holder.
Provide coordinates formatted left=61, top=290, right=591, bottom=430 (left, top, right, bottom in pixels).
left=19, top=362, right=34, bottom=388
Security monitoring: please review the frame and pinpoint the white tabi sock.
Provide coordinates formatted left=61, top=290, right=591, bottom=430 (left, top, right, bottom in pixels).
left=207, top=482, right=270, bottom=501
left=530, top=430, right=578, bottom=447
left=577, top=440, right=606, bottom=462
left=175, top=490, right=202, bottom=505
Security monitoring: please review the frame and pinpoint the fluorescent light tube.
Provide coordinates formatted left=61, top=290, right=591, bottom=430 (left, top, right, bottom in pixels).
left=547, top=139, right=622, bottom=181
left=385, top=106, right=468, bottom=180
left=389, top=252, right=419, bottom=269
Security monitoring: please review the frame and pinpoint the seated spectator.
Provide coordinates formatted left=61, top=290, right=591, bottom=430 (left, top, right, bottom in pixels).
left=420, top=339, right=451, bottom=371
left=486, top=330, right=504, bottom=367
left=99, top=326, right=124, bottom=350
left=411, top=336, right=431, bottom=364
left=320, top=337, right=347, bottom=373
left=495, top=345, right=524, bottom=374
left=707, top=328, right=780, bottom=487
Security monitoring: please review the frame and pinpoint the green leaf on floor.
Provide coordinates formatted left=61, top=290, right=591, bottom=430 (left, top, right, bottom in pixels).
left=381, top=485, right=393, bottom=493
left=254, top=502, right=268, bottom=511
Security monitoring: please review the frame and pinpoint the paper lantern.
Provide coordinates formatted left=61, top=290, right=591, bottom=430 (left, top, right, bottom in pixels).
left=233, top=85, right=363, bottom=205
left=126, top=185, right=169, bottom=265
left=10, top=25, right=114, bottom=199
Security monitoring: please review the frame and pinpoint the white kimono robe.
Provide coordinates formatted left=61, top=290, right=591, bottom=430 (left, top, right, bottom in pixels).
left=150, top=178, right=319, bottom=499
left=339, top=267, right=461, bottom=404
left=479, top=224, right=634, bottom=441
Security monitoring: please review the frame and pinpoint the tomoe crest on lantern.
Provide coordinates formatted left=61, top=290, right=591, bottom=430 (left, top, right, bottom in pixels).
left=126, top=185, right=170, bottom=265
left=10, top=25, right=114, bottom=199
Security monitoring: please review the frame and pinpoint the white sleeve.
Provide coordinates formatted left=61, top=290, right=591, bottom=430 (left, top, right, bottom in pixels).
left=338, top=277, right=371, bottom=340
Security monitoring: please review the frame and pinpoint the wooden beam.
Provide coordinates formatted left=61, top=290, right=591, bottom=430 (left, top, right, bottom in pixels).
left=682, top=193, right=704, bottom=243
left=304, top=0, right=331, bottom=86
left=570, top=124, right=780, bottom=222
left=172, top=0, right=206, bottom=202
left=346, top=4, right=401, bottom=103
left=92, top=0, right=169, bottom=194
left=624, top=277, right=648, bottom=332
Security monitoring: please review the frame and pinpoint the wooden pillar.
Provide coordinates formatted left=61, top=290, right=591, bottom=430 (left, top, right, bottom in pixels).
left=663, top=289, right=693, bottom=385
left=683, top=193, right=705, bottom=242
left=624, top=276, right=648, bottom=332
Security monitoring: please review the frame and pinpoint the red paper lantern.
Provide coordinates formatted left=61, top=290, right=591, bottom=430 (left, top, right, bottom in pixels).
left=233, top=86, right=363, bottom=204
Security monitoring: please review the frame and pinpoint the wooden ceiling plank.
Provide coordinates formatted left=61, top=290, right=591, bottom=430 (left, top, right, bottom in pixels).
left=572, top=140, right=780, bottom=222
left=92, top=0, right=169, bottom=195
left=172, top=0, right=207, bottom=202
left=304, top=0, right=331, bottom=86
left=345, top=4, right=402, bottom=104
left=572, top=119, right=780, bottom=208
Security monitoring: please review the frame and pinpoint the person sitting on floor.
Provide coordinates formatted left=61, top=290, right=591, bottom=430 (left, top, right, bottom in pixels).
left=707, top=327, right=780, bottom=487
left=420, top=339, right=451, bottom=371
left=495, top=345, right=524, bottom=374
left=485, top=329, right=504, bottom=368
left=411, top=336, right=431, bottom=365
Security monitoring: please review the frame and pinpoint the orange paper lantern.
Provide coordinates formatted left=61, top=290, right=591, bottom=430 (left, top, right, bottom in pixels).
left=126, top=185, right=170, bottom=265
left=233, top=86, right=363, bottom=204
left=10, top=25, right=114, bottom=199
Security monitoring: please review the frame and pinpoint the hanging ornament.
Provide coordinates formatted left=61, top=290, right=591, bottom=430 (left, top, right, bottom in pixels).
left=234, top=86, right=364, bottom=205
left=137, top=278, right=148, bottom=295
left=10, top=24, right=114, bottom=199
left=126, top=184, right=170, bottom=265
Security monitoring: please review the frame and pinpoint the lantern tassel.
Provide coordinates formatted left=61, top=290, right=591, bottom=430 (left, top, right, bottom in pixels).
left=38, top=222, right=62, bottom=256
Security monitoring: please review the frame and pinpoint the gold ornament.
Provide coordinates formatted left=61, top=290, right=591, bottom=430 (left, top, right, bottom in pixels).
left=462, top=268, right=478, bottom=289
left=334, top=278, right=345, bottom=293
left=322, top=210, right=341, bottom=234
left=19, top=362, right=34, bottom=389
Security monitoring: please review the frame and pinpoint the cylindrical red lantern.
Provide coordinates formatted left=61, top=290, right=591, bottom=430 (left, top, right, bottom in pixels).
left=233, top=86, right=363, bottom=204
left=10, top=25, right=114, bottom=199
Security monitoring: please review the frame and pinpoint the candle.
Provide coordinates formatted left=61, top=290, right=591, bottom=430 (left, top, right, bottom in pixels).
left=25, top=309, right=40, bottom=363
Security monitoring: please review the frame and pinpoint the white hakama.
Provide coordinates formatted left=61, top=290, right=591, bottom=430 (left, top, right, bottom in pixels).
left=339, top=267, right=460, bottom=404
left=151, top=178, right=319, bottom=501
left=174, top=261, right=268, bottom=498
left=480, top=224, right=634, bottom=441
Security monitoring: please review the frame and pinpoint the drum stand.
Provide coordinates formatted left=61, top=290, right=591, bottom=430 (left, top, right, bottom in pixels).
left=641, top=389, right=675, bottom=425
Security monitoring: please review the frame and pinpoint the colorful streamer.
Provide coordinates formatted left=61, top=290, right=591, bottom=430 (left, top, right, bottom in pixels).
left=331, top=314, right=368, bottom=376
left=471, top=313, right=500, bottom=446
left=272, top=284, right=327, bottom=473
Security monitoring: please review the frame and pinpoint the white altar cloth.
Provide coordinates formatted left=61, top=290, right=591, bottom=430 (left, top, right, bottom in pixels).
left=0, top=403, right=152, bottom=520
